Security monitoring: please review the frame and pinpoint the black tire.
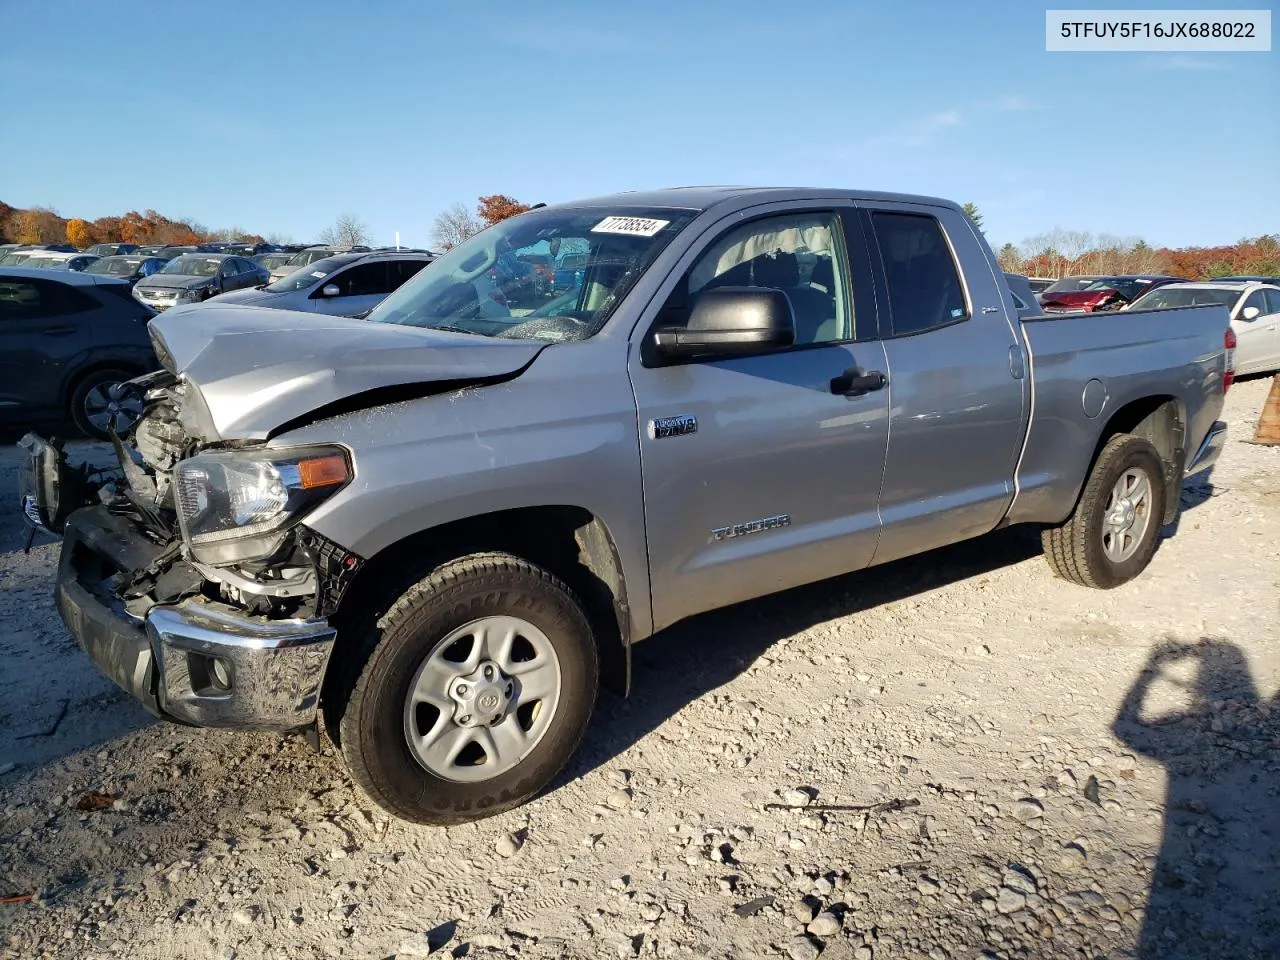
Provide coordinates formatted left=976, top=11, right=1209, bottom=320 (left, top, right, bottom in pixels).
left=328, top=552, right=599, bottom=825
left=1042, top=434, right=1166, bottom=589
left=69, top=368, right=135, bottom=441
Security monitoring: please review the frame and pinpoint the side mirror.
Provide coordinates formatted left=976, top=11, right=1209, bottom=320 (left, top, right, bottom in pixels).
left=653, top=286, right=795, bottom=360
left=321, top=284, right=341, bottom=297
left=1240, top=306, right=1261, bottom=321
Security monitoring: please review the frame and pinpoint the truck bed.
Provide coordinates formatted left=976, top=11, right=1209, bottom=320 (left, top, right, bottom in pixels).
left=1008, top=303, right=1231, bottom=527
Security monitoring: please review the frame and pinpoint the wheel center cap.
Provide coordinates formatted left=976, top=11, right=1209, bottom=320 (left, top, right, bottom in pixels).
left=1109, top=498, right=1137, bottom=531
left=448, top=660, right=513, bottom=728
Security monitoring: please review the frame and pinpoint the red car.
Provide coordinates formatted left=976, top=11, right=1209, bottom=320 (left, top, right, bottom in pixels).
left=1039, top=275, right=1186, bottom=313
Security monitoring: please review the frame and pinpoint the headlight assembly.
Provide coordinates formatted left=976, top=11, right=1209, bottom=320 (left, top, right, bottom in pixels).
left=175, top=446, right=351, bottom=564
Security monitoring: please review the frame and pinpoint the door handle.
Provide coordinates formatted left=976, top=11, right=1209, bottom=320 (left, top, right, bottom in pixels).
left=830, top=367, right=887, bottom=397
left=41, top=326, right=77, bottom=336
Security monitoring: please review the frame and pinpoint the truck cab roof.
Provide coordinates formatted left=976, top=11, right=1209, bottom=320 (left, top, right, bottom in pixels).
left=547, top=185, right=964, bottom=215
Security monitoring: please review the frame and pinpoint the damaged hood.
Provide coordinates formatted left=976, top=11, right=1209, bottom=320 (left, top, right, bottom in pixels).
left=148, top=304, right=546, bottom=441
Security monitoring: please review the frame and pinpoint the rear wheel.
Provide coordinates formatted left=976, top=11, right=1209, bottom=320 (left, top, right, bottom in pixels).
left=1042, top=434, right=1166, bottom=589
left=329, top=552, right=599, bottom=825
left=69, top=368, right=142, bottom=440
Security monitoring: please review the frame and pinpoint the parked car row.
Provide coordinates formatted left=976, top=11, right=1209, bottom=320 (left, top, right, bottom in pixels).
left=1014, top=269, right=1280, bottom=375
left=131, top=254, right=273, bottom=311
left=1037, top=275, right=1186, bottom=313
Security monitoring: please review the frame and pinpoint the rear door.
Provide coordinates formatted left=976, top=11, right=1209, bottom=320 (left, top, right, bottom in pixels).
left=0, top=278, right=100, bottom=419
left=857, top=203, right=1029, bottom=566
left=229, top=258, right=257, bottom=290
left=627, top=203, right=891, bottom=632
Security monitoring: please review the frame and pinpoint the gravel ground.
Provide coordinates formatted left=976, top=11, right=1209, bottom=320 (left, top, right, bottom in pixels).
left=1, top=378, right=1277, bottom=960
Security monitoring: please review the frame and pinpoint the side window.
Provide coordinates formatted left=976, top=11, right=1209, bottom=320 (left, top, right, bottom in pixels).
left=47, top=281, right=100, bottom=314
left=672, top=211, right=853, bottom=345
left=0, top=280, right=95, bottom=319
left=328, top=262, right=392, bottom=297
left=870, top=212, right=968, bottom=336
left=1265, top=289, right=1280, bottom=314
left=1241, top=290, right=1266, bottom=317
left=389, top=259, right=428, bottom=289
left=0, top=280, right=47, bottom=319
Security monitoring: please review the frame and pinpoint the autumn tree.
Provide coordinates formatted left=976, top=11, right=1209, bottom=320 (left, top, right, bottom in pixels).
left=66, top=218, right=95, bottom=249
left=961, top=202, right=984, bottom=232
left=996, top=242, right=1022, bottom=273
left=10, top=206, right=66, bottom=244
left=431, top=203, right=484, bottom=250
left=317, top=214, right=372, bottom=247
left=477, top=195, right=531, bottom=227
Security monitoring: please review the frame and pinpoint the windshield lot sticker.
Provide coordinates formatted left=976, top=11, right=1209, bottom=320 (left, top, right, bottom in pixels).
left=311, top=270, right=327, bottom=278
left=591, top=216, right=670, bottom=237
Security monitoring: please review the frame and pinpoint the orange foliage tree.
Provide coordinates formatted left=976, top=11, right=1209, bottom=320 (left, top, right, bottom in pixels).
left=66, top=218, right=94, bottom=249
left=477, top=195, right=531, bottom=227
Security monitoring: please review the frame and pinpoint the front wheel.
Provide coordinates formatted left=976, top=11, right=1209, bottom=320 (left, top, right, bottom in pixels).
left=69, top=368, right=142, bottom=440
left=1042, top=433, right=1167, bottom=589
left=329, top=552, right=599, bottom=824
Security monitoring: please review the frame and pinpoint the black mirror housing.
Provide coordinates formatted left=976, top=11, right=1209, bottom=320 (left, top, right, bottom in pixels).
left=653, top=286, right=795, bottom=360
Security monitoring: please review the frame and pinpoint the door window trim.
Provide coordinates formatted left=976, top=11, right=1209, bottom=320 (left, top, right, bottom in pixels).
left=857, top=204, right=974, bottom=340
left=635, top=202, right=880, bottom=367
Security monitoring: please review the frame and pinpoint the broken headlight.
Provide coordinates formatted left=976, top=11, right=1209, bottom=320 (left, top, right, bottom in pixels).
left=174, top=446, right=351, bottom=565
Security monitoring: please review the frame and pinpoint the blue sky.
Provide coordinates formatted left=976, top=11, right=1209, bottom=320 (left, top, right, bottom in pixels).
left=0, top=1, right=1275, bottom=250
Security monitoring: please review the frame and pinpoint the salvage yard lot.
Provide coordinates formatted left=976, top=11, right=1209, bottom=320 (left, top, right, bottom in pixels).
left=1, top=379, right=1277, bottom=960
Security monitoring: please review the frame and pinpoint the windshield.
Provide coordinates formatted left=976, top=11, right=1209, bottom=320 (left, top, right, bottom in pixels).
left=285, top=249, right=334, bottom=268
left=160, top=255, right=223, bottom=277
left=366, top=206, right=696, bottom=341
left=87, top=257, right=144, bottom=276
left=1129, top=287, right=1240, bottom=311
left=265, top=256, right=350, bottom=292
left=258, top=253, right=293, bottom=270
left=1082, top=278, right=1154, bottom=300
left=0, top=252, right=35, bottom=265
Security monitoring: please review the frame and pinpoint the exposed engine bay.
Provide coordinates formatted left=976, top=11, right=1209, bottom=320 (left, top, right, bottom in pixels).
left=20, top=371, right=363, bottom=625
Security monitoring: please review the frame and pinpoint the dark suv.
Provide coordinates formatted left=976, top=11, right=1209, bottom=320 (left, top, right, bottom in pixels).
left=0, top=268, right=158, bottom=439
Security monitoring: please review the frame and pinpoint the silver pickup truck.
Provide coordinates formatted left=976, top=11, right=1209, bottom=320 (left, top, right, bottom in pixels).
left=19, top=187, right=1234, bottom=824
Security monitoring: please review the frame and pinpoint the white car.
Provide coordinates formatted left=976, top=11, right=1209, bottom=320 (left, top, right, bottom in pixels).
left=1128, top=281, right=1280, bottom=376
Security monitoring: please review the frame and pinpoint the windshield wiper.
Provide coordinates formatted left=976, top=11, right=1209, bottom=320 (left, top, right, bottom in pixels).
left=422, top=323, right=485, bottom=336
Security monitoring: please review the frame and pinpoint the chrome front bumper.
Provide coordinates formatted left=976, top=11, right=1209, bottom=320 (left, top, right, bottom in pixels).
left=146, top=602, right=335, bottom=729
left=55, top=506, right=335, bottom=732
left=1185, top=420, right=1228, bottom=477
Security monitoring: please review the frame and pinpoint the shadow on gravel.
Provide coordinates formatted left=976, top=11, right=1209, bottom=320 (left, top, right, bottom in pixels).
left=563, top=522, right=1045, bottom=787
left=1113, top=639, right=1280, bottom=960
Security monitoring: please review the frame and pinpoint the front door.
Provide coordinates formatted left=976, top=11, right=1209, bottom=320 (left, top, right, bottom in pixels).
left=310, top=261, right=392, bottom=317
left=627, top=206, right=891, bottom=633
left=856, top=204, right=1029, bottom=566
left=1232, top=288, right=1279, bottom=375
